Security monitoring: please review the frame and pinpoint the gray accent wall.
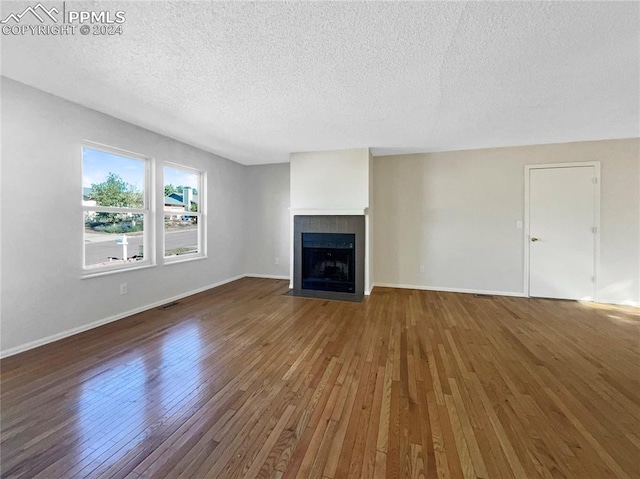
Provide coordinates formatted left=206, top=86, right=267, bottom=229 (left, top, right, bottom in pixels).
left=244, top=164, right=291, bottom=278
left=1, top=78, right=249, bottom=354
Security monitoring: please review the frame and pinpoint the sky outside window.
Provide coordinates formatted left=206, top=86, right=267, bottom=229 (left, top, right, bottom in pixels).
left=82, top=147, right=144, bottom=191
left=164, top=166, right=199, bottom=190
left=82, top=148, right=199, bottom=192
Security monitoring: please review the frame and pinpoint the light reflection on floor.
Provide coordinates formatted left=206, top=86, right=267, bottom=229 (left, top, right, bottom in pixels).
left=578, top=300, right=640, bottom=325
left=75, top=322, right=203, bottom=473
left=579, top=300, right=640, bottom=316
left=78, top=357, right=146, bottom=472
left=160, top=322, right=203, bottom=412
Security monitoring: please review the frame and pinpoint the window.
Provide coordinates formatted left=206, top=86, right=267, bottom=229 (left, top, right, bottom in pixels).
left=163, top=164, right=205, bottom=261
left=82, top=145, right=151, bottom=273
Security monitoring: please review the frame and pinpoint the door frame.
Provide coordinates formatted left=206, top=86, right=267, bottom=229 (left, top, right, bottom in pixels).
left=523, top=161, right=601, bottom=300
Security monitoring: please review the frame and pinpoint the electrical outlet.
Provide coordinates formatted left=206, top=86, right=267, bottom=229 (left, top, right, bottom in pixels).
left=275, top=257, right=279, bottom=265
left=419, top=265, right=425, bottom=274
left=516, top=220, right=523, bottom=229
left=120, top=283, right=128, bottom=295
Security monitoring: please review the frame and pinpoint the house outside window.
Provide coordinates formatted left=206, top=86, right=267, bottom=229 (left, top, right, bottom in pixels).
left=163, top=164, right=205, bottom=261
left=82, top=145, right=152, bottom=273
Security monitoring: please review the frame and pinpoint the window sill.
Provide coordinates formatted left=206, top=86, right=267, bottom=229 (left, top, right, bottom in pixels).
left=163, top=254, right=207, bottom=266
left=82, top=262, right=156, bottom=279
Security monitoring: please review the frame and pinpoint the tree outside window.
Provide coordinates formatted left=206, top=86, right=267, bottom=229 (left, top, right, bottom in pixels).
left=82, top=146, right=150, bottom=271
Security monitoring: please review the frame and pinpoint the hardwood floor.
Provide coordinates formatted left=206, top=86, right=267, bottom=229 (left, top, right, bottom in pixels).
left=1, top=277, right=639, bottom=478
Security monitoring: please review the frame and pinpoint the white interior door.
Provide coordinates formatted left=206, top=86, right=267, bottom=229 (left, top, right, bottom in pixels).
left=528, top=165, right=597, bottom=300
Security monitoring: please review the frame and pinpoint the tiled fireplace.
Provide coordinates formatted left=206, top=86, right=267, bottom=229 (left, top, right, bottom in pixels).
left=292, top=215, right=365, bottom=300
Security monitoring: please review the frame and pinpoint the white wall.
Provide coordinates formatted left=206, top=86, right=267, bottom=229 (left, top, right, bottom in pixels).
left=374, top=139, right=640, bottom=305
left=0, top=78, right=249, bottom=355
left=244, top=164, right=291, bottom=278
left=290, top=148, right=370, bottom=209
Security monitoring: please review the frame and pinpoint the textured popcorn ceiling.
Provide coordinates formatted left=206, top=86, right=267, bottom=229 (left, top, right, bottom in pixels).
left=1, top=1, right=638, bottom=165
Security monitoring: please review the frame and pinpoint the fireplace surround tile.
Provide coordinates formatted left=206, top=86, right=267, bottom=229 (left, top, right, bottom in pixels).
left=293, top=215, right=365, bottom=300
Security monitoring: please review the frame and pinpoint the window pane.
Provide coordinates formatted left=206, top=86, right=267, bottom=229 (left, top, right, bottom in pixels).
left=164, top=215, right=198, bottom=257
left=85, top=212, right=145, bottom=268
left=83, top=147, right=145, bottom=208
left=164, top=166, right=199, bottom=213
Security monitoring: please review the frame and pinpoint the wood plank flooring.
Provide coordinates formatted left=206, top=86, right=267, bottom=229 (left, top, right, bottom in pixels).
left=1, top=277, right=639, bottom=478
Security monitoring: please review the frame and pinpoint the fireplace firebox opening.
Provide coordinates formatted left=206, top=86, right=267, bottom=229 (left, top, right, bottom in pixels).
left=302, top=233, right=355, bottom=293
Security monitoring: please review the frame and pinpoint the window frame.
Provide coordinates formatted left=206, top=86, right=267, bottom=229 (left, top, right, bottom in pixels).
left=162, top=162, right=206, bottom=264
left=81, top=142, right=155, bottom=276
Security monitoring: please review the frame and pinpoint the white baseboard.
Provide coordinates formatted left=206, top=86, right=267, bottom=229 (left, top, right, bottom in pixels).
left=371, top=284, right=639, bottom=306
left=371, top=283, right=527, bottom=298
left=0, top=274, right=247, bottom=359
left=245, top=274, right=290, bottom=280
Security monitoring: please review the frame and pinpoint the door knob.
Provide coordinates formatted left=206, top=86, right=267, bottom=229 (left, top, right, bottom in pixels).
left=531, top=237, right=539, bottom=242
